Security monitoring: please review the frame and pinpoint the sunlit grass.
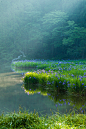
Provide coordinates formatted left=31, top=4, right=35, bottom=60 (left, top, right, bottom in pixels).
left=11, top=60, right=86, bottom=75
left=23, top=70, right=86, bottom=95
left=11, top=59, right=86, bottom=95
left=11, top=60, right=52, bottom=69
left=0, top=109, right=86, bottom=129
left=8, top=60, right=86, bottom=128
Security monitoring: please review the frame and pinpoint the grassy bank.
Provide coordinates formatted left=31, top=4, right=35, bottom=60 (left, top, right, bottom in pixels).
left=0, top=110, right=86, bottom=129
left=10, top=60, right=86, bottom=128
left=23, top=70, right=86, bottom=96
left=11, top=60, right=86, bottom=95
left=11, top=60, right=86, bottom=71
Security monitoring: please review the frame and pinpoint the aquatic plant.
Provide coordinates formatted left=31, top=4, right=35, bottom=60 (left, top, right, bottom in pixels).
left=23, top=70, right=86, bottom=95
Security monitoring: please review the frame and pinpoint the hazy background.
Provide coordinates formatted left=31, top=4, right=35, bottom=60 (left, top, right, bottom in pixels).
left=0, top=0, right=86, bottom=64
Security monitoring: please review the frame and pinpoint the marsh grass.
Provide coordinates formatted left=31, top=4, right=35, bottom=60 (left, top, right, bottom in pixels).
left=10, top=60, right=86, bottom=128
left=0, top=109, right=86, bottom=129
left=11, top=60, right=51, bottom=69
left=23, top=70, right=86, bottom=95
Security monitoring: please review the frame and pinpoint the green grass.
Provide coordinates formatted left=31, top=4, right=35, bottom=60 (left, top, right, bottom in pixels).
left=11, top=60, right=86, bottom=71
left=0, top=109, right=86, bottom=129
left=11, top=60, right=86, bottom=95
left=11, top=60, right=51, bottom=69
left=23, top=70, right=86, bottom=95
left=10, top=59, right=86, bottom=129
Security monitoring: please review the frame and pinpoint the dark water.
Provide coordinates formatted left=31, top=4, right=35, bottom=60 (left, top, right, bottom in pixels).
left=0, top=64, right=86, bottom=116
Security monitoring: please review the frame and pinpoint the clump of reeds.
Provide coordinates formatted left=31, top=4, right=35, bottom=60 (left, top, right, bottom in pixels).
left=23, top=70, right=86, bottom=95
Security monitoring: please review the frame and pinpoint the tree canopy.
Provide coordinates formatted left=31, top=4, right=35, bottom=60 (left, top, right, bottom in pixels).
left=0, top=0, right=86, bottom=63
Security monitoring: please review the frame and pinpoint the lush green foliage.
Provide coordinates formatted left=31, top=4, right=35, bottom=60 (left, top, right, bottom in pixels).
left=23, top=70, right=86, bottom=95
left=11, top=60, right=50, bottom=69
left=12, top=60, right=86, bottom=95
left=0, top=111, right=40, bottom=129
left=0, top=0, right=86, bottom=63
left=0, top=110, right=86, bottom=129
left=11, top=60, right=86, bottom=112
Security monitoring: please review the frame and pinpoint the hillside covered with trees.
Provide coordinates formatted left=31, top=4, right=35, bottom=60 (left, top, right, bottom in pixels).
left=0, top=0, right=86, bottom=64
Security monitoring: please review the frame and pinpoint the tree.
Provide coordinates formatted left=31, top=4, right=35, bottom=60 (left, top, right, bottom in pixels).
left=62, top=21, right=86, bottom=59
left=41, top=10, right=68, bottom=58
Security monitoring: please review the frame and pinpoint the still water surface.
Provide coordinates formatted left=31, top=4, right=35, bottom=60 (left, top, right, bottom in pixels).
left=0, top=64, right=85, bottom=116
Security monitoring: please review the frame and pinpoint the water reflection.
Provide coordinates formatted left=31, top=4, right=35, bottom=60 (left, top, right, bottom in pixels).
left=0, top=65, right=85, bottom=116
left=23, top=81, right=86, bottom=114
left=12, top=66, right=86, bottom=114
left=0, top=82, right=73, bottom=116
left=0, top=65, right=72, bottom=116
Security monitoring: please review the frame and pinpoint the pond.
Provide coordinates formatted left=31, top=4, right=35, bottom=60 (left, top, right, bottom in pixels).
left=0, top=64, right=86, bottom=116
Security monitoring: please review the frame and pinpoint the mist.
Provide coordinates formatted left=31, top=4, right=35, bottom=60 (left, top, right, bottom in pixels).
left=0, top=0, right=86, bottom=64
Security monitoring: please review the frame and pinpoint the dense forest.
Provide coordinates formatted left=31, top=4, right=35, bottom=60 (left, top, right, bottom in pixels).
left=0, top=0, right=86, bottom=64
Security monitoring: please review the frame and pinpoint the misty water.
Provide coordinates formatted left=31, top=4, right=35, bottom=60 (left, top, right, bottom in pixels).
left=0, top=64, right=86, bottom=116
